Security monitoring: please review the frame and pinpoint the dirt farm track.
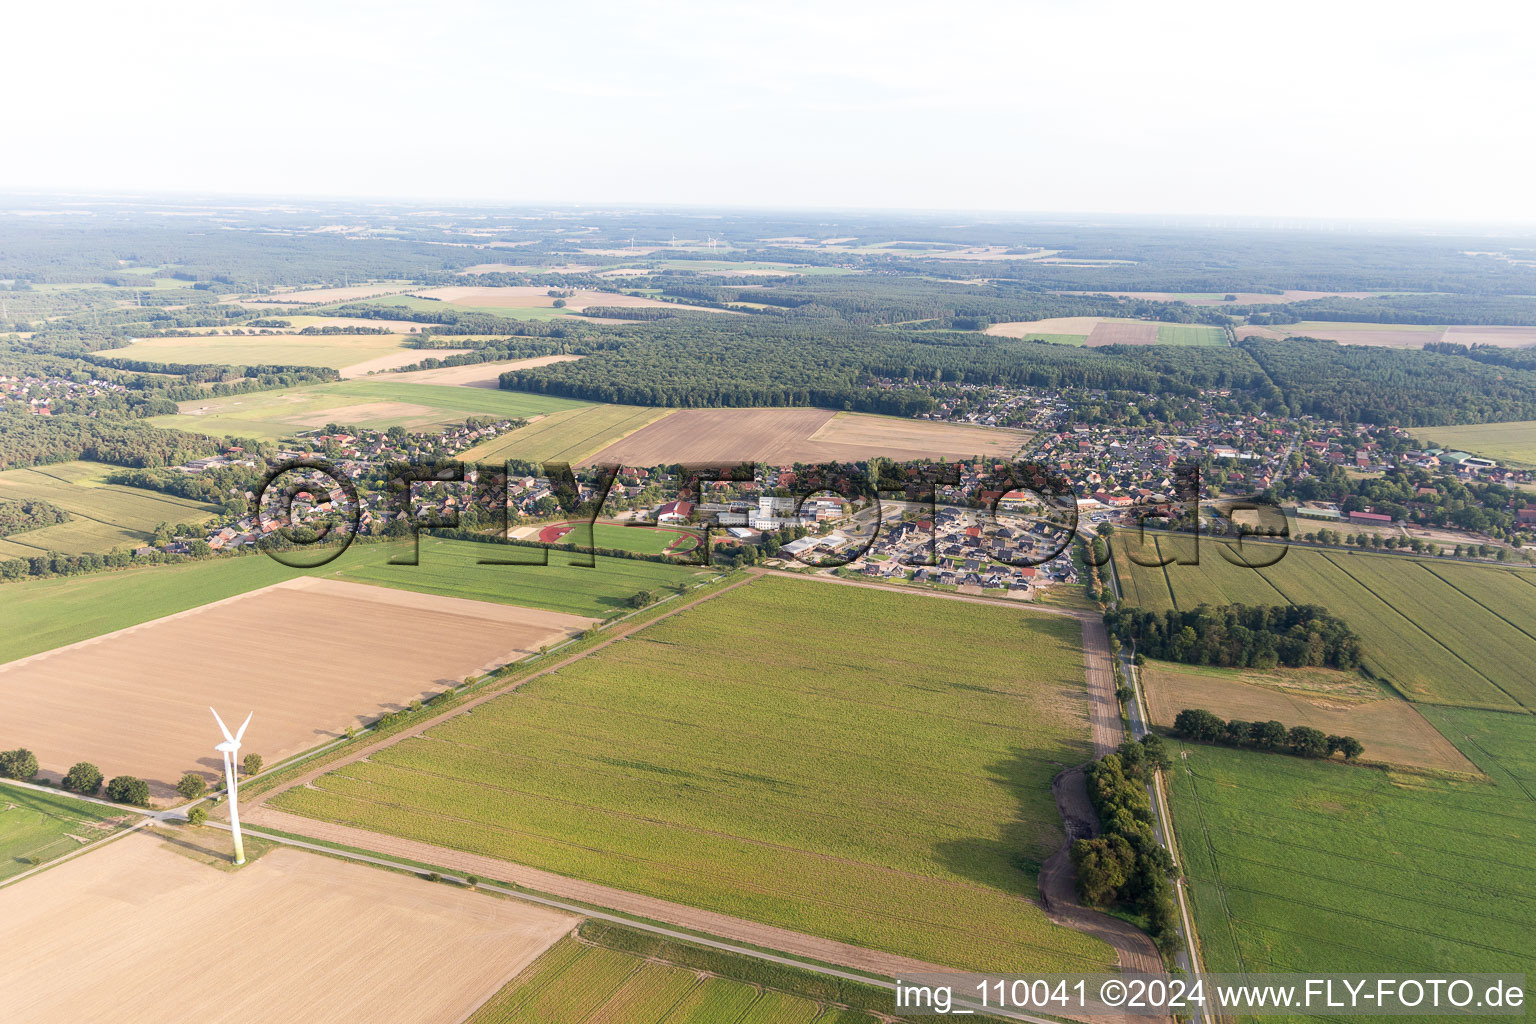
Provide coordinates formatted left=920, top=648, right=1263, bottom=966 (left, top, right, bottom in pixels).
left=0, top=577, right=595, bottom=798
left=0, top=831, right=573, bottom=1024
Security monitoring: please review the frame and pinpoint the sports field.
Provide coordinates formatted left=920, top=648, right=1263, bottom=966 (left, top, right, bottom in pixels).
left=581, top=408, right=1029, bottom=466
left=0, top=784, right=132, bottom=883
left=0, top=461, right=218, bottom=558
left=273, top=575, right=1115, bottom=972
left=1410, top=420, right=1536, bottom=468
left=0, top=537, right=707, bottom=665
left=0, top=832, right=574, bottom=1024
left=535, top=520, right=700, bottom=555
left=462, top=404, right=673, bottom=465
left=467, top=922, right=956, bottom=1024
left=152, top=378, right=588, bottom=439
left=1113, top=536, right=1536, bottom=711
left=1168, top=708, right=1535, bottom=989
left=0, top=577, right=596, bottom=798
left=1139, top=661, right=1472, bottom=772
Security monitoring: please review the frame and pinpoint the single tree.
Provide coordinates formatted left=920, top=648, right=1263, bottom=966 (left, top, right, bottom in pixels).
left=0, top=748, right=39, bottom=780
left=242, top=753, right=263, bottom=777
left=63, top=761, right=103, bottom=795
left=106, top=775, right=151, bottom=807
left=176, top=772, right=208, bottom=799
left=187, top=805, right=208, bottom=826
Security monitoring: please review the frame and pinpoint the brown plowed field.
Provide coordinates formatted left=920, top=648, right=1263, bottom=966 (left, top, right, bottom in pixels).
left=0, top=831, right=573, bottom=1024
left=0, top=578, right=595, bottom=799
left=581, top=408, right=1029, bottom=466
left=1140, top=661, right=1474, bottom=773
left=1085, top=320, right=1160, bottom=346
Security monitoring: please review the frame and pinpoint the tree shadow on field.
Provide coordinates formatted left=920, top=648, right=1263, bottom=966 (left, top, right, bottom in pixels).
left=930, top=747, right=1075, bottom=899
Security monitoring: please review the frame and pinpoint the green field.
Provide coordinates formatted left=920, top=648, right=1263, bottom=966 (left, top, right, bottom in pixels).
left=466, top=921, right=973, bottom=1024
left=1411, top=420, right=1536, bottom=468
left=461, top=404, right=671, bottom=464
left=1112, top=535, right=1536, bottom=711
left=0, top=784, right=132, bottom=882
left=1168, top=708, right=1535, bottom=1012
left=0, top=461, right=218, bottom=558
left=148, top=379, right=589, bottom=440
left=274, top=575, right=1114, bottom=972
left=99, top=331, right=414, bottom=370
left=1155, top=323, right=1227, bottom=346
left=0, top=538, right=709, bottom=665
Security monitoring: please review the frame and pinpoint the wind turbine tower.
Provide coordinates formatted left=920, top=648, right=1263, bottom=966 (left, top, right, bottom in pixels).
left=210, top=707, right=253, bottom=865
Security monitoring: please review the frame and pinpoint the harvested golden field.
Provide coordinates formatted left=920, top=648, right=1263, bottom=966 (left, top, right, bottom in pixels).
left=985, top=316, right=1103, bottom=337
left=1237, top=321, right=1536, bottom=349
left=411, top=285, right=736, bottom=315
left=0, top=578, right=595, bottom=799
left=0, top=832, right=574, bottom=1024
left=1140, top=661, right=1474, bottom=773
left=246, top=283, right=415, bottom=305
left=581, top=408, right=1029, bottom=466
left=1085, top=320, right=1159, bottom=346
left=388, top=354, right=583, bottom=388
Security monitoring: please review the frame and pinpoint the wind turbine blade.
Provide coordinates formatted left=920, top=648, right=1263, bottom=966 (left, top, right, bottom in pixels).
left=235, top=712, right=253, bottom=742
left=210, top=707, right=234, bottom=742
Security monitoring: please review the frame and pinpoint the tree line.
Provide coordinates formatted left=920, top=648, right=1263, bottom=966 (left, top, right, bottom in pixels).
left=1071, top=737, right=1180, bottom=951
left=1172, top=708, right=1364, bottom=760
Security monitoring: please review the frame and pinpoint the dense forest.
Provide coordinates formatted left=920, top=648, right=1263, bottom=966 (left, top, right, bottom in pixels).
left=1238, top=336, right=1536, bottom=425
left=0, top=415, right=220, bottom=470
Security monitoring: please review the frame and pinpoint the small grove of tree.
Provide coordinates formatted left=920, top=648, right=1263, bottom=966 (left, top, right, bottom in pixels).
left=0, top=748, right=39, bottom=780
left=1173, top=708, right=1364, bottom=761
left=0, top=747, right=38, bottom=780
left=106, top=775, right=151, bottom=807
left=1070, top=735, right=1180, bottom=952
left=242, top=753, right=263, bottom=777
left=176, top=772, right=208, bottom=799
left=1104, top=603, right=1362, bottom=670
left=63, top=761, right=103, bottom=795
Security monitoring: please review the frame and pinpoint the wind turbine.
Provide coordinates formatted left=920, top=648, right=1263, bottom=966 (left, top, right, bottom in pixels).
left=210, top=707, right=253, bottom=865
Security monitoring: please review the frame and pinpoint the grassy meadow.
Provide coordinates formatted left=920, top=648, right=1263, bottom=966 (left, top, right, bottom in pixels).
left=1112, top=535, right=1536, bottom=711
left=1168, top=709, right=1534, bottom=1010
left=0, top=461, right=218, bottom=558
left=273, top=575, right=1115, bottom=972
left=0, top=784, right=132, bottom=882
left=1411, top=420, right=1536, bottom=468
left=0, top=537, right=709, bottom=665
left=149, top=378, right=589, bottom=440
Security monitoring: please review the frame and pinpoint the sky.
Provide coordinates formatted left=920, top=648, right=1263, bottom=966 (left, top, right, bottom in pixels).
left=10, top=0, right=1535, bottom=223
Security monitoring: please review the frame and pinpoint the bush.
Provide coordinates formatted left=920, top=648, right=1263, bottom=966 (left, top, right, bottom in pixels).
left=465, top=875, right=479, bottom=887
left=176, top=772, right=208, bottom=799
left=62, top=761, right=103, bottom=795
left=106, top=775, right=150, bottom=807
left=0, top=748, right=39, bottom=780
left=186, top=806, right=208, bottom=826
